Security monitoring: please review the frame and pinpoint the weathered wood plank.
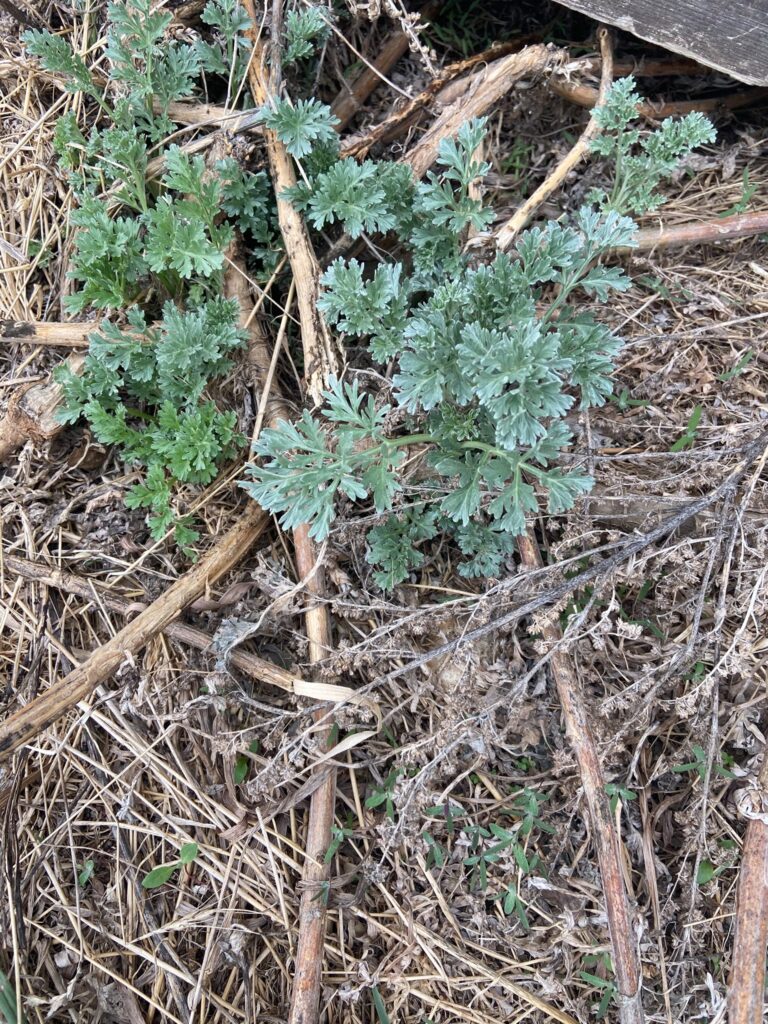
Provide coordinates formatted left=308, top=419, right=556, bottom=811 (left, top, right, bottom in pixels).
left=553, top=0, right=768, bottom=85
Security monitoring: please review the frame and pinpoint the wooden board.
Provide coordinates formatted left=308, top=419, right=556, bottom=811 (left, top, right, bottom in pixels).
left=552, top=0, right=768, bottom=85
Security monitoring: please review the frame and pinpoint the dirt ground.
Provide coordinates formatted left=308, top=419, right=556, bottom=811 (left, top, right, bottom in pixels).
left=1, top=2, right=767, bottom=1022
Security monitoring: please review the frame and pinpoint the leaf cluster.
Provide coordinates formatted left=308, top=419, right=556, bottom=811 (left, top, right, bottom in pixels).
left=27, top=2, right=268, bottom=553
left=243, top=85, right=714, bottom=586
left=284, top=6, right=330, bottom=65
left=590, top=77, right=717, bottom=214
left=57, top=300, right=245, bottom=549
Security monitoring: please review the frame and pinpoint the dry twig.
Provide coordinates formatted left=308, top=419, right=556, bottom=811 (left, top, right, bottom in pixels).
left=404, top=44, right=560, bottom=178
left=496, top=27, right=614, bottom=249
left=3, top=553, right=365, bottom=706
left=243, top=2, right=337, bottom=404
left=0, top=504, right=268, bottom=759
left=617, top=209, right=768, bottom=253
left=551, top=77, right=768, bottom=117
left=517, top=528, right=644, bottom=1024
left=0, top=320, right=92, bottom=346
left=0, top=352, right=83, bottom=464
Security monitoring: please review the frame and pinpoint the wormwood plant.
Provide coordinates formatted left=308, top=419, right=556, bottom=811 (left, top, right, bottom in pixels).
left=25, top=0, right=275, bottom=551
left=242, top=80, right=714, bottom=585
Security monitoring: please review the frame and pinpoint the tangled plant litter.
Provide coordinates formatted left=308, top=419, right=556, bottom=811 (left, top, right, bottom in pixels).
left=7, top=2, right=767, bottom=1021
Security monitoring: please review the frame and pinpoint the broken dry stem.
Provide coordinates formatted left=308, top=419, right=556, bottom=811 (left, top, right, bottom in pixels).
left=404, top=44, right=561, bottom=179
left=0, top=504, right=269, bottom=759
left=516, top=528, right=644, bottom=1024
left=239, top=12, right=339, bottom=1022
left=496, top=26, right=614, bottom=249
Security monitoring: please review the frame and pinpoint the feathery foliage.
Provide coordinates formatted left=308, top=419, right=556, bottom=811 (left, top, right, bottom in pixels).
left=24, top=1, right=264, bottom=552
left=242, top=84, right=714, bottom=585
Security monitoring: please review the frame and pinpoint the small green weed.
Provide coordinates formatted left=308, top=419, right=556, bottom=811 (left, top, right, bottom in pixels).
left=499, top=138, right=533, bottom=180
left=142, top=841, right=199, bottom=889
left=669, top=405, right=703, bottom=452
left=371, top=986, right=390, bottom=1024
left=494, top=882, right=531, bottom=930
left=718, top=350, right=754, bottom=382
left=637, top=273, right=693, bottom=303
left=426, top=0, right=500, bottom=57
left=605, top=782, right=637, bottom=816
left=719, top=168, right=757, bottom=217
left=671, top=744, right=735, bottom=782
left=609, top=387, right=650, bottom=411
left=324, top=821, right=355, bottom=863
left=77, top=858, right=95, bottom=888
left=365, top=767, right=404, bottom=821
left=233, top=739, right=261, bottom=784
left=580, top=953, right=617, bottom=1019
left=0, top=966, right=26, bottom=1024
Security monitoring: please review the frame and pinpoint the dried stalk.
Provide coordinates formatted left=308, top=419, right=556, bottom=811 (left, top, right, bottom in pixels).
left=240, top=9, right=337, bottom=1022
left=516, top=530, right=644, bottom=1024
left=496, top=27, right=613, bottom=249
left=404, top=44, right=560, bottom=178
left=0, top=352, right=84, bottom=464
left=0, top=504, right=268, bottom=759
left=729, top=754, right=768, bottom=1024
left=618, top=209, right=768, bottom=253
left=551, top=76, right=768, bottom=117
left=243, top=3, right=337, bottom=403
left=0, top=320, right=93, bottom=346
left=3, top=553, right=363, bottom=705
left=162, top=101, right=264, bottom=133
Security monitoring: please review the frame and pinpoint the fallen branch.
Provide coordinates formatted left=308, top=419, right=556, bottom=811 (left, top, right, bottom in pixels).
left=496, top=27, right=613, bottom=250
left=728, top=754, right=768, bottom=1024
left=551, top=77, right=768, bottom=117
left=0, top=504, right=268, bottom=759
left=241, top=10, right=337, bottom=1023
left=516, top=529, right=644, bottom=1024
left=0, top=320, right=92, bottom=346
left=405, top=44, right=561, bottom=179
left=2, top=553, right=362, bottom=707
left=330, top=0, right=441, bottom=130
left=616, top=209, right=768, bottom=253
left=0, top=352, right=84, bottom=465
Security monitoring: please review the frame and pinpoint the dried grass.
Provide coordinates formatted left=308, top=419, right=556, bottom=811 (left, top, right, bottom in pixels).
left=1, top=3, right=768, bottom=1023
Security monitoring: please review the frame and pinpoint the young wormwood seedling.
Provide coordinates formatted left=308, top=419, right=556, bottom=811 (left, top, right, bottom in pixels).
left=25, top=1, right=278, bottom=553
left=242, top=82, right=714, bottom=585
